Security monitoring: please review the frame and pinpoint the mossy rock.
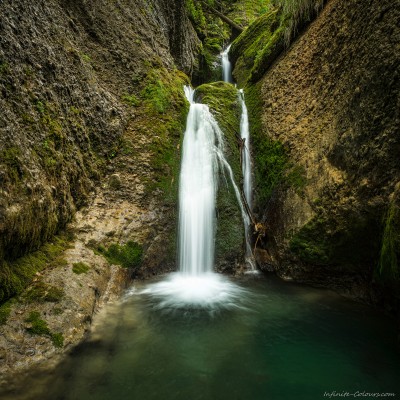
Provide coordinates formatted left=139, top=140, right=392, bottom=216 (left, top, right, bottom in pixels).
left=0, top=234, right=70, bottom=304
left=289, top=203, right=382, bottom=274
left=22, top=281, right=64, bottom=303
left=194, top=81, right=245, bottom=268
left=244, top=83, right=306, bottom=209
left=230, top=8, right=283, bottom=86
left=25, top=311, right=64, bottom=348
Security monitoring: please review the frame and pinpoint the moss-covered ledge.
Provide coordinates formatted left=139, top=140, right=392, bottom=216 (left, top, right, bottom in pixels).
left=195, top=82, right=245, bottom=271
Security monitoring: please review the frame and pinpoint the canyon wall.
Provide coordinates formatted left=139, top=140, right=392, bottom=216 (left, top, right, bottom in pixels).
left=252, top=0, right=400, bottom=307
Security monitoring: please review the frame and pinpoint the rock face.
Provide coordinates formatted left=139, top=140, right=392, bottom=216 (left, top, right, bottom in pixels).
left=256, top=0, right=400, bottom=304
left=0, top=0, right=200, bottom=384
left=0, top=0, right=200, bottom=300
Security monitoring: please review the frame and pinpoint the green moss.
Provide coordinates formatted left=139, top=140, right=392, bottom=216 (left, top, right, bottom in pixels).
left=0, top=300, right=13, bottom=325
left=72, top=262, right=90, bottom=275
left=227, top=0, right=272, bottom=26
left=25, top=311, right=64, bottom=348
left=141, top=70, right=171, bottom=113
left=25, top=311, right=51, bottom=335
left=185, top=0, right=207, bottom=33
left=121, top=94, right=140, bottom=107
left=0, top=234, right=70, bottom=304
left=0, top=146, right=24, bottom=183
left=139, top=69, right=189, bottom=201
left=98, top=241, right=143, bottom=269
left=23, top=282, right=64, bottom=303
left=230, top=8, right=283, bottom=86
left=0, top=61, right=9, bottom=76
left=290, top=217, right=331, bottom=264
left=51, top=332, right=64, bottom=348
left=271, top=0, right=325, bottom=46
left=244, top=84, right=306, bottom=206
left=195, top=82, right=244, bottom=264
left=376, top=200, right=400, bottom=282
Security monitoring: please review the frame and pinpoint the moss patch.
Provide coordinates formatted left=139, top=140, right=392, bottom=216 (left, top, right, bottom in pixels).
left=230, top=0, right=325, bottom=86
left=25, top=311, right=64, bottom=348
left=0, top=234, right=71, bottom=304
left=289, top=216, right=331, bottom=265
left=22, top=282, right=64, bottom=303
left=230, top=8, right=283, bottom=86
left=244, top=84, right=306, bottom=207
left=97, top=241, right=143, bottom=269
left=1, top=146, right=25, bottom=184
left=137, top=69, right=189, bottom=203
left=72, top=262, right=90, bottom=275
left=0, top=300, right=13, bottom=325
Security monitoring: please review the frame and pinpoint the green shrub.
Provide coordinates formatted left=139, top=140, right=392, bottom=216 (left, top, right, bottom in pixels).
left=72, top=262, right=90, bottom=275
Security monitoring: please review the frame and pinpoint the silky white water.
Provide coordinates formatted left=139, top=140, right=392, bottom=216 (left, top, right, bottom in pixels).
left=221, top=44, right=232, bottom=83
left=140, top=86, right=247, bottom=309
left=239, top=89, right=256, bottom=271
left=179, top=86, right=219, bottom=275
left=239, top=89, right=252, bottom=209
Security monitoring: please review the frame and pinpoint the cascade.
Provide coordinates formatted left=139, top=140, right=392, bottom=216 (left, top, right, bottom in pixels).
left=238, top=89, right=256, bottom=270
left=222, top=44, right=256, bottom=271
left=140, top=50, right=257, bottom=307
left=179, top=86, right=251, bottom=274
left=239, top=89, right=252, bottom=209
left=178, top=86, right=220, bottom=275
left=140, top=86, right=246, bottom=308
left=221, top=44, right=232, bottom=83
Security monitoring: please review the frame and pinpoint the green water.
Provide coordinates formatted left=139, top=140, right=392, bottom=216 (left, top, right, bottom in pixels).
left=5, top=274, right=400, bottom=400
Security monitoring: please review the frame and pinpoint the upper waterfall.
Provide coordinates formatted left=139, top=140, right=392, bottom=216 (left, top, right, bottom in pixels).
left=221, top=45, right=232, bottom=83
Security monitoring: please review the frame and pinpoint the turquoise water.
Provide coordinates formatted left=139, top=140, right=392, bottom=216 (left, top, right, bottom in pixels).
left=4, top=274, right=400, bottom=400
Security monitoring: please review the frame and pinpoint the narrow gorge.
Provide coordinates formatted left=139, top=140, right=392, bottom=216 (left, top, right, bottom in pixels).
left=0, top=0, right=399, bottom=398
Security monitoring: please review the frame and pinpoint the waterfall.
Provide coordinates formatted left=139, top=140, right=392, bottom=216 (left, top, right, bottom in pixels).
left=221, top=43, right=256, bottom=271
left=239, top=90, right=252, bottom=209
left=239, top=89, right=256, bottom=271
left=178, top=87, right=220, bottom=275
left=221, top=45, right=232, bottom=83
left=138, top=86, right=252, bottom=308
